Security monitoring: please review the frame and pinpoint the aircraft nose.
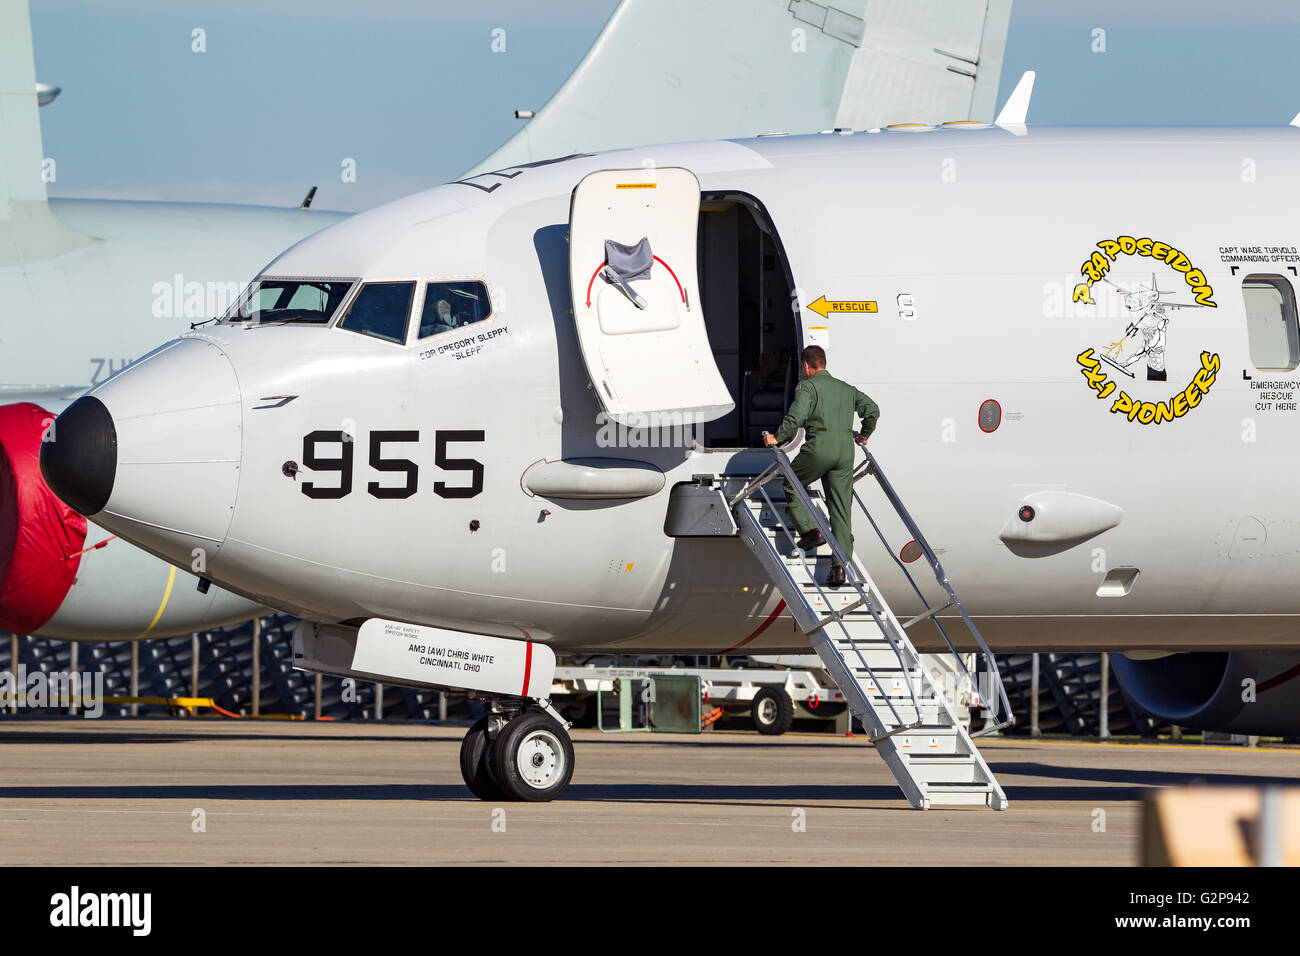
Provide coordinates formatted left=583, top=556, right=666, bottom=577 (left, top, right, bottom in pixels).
left=43, top=338, right=244, bottom=563
left=39, top=396, right=117, bottom=516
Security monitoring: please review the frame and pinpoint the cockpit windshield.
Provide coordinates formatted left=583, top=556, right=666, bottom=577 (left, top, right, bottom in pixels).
left=228, top=278, right=355, bottom=324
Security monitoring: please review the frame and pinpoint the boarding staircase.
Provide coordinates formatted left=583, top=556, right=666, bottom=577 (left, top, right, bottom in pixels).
left=725, top=432, right=1012, bottom=809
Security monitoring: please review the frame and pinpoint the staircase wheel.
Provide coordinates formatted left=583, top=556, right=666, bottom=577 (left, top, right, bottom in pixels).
left=751, top=686, right=794, bottom=735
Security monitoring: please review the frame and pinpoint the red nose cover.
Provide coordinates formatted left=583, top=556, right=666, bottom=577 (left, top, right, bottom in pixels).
left=0, top=403, right=87, bottom=633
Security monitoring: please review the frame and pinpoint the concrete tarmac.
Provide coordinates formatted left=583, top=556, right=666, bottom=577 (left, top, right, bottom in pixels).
left=0, top=719, right=1297, bottom=865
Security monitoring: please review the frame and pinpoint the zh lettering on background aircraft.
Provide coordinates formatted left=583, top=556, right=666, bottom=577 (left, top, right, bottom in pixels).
left=89, top=358, right=137, bottom=386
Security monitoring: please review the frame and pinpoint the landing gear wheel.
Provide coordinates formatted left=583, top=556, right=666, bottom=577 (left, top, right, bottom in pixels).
left=751, top=686, right=794, bottom=735
left=491, top=712, right=575, bottom=802
left=459, top=716, right=507, bottom=800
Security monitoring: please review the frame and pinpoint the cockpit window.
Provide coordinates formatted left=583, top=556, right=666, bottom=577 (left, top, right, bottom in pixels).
left=338, top=281, right=415, bottom=344
left=233, top=278, right=354, bottom=324
left=418, top=281, right=492, bottom=338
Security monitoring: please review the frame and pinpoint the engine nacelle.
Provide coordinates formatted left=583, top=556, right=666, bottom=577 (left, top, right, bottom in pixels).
left=1, top=402, right=263, bottom=640
left=1112, top=651, right=1300, bottom=737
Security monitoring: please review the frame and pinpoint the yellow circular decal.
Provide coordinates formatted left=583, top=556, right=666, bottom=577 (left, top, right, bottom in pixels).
left=1072, top=236, right=1219, bottom=425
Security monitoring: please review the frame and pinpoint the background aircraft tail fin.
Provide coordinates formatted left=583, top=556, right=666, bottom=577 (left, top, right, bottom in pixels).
left=467, top=0, right=1012, bottom=175
left=0, top=0, right=92, bottom=265
left=834, top=0, right=1011, bottom=130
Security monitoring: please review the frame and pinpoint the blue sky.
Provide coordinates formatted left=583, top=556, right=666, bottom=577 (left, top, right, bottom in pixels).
left=30, top=0, right=1300, bottom=212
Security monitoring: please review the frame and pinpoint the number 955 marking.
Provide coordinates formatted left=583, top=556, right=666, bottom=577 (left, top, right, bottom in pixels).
left=299, top=429, right=484, bottom=500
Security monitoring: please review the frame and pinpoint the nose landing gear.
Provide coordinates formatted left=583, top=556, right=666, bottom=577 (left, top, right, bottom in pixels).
left=458, top=702, right=575, bottom=802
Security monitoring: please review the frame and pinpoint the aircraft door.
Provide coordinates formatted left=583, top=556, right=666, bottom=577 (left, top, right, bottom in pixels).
left=568, top=167, right=734, bottom=426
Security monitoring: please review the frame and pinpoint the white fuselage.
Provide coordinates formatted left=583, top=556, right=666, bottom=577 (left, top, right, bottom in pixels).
left=72, top=128, right=1300, bottom=653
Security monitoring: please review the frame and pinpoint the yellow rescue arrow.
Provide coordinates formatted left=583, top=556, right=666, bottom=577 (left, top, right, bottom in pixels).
left=806, top=295, right=877, bottom=317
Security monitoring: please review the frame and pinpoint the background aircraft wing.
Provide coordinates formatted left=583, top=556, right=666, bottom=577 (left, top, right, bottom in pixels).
left=466, top=0, right=1011, bottom=175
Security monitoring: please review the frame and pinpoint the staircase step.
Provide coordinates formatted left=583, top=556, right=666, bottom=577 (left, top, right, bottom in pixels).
left=886, top=735, right=965, bottom=755
left=866, top=693, right=938, bottom=708
left=905, top=753, right=977, bottom=762
left=847, top=664, right=921, bottom=677
left=902, top=755, right=982, bottom=784
left=884, top=724, right=960, bottom=737
left=923, top=783, right=997, bottom=807
left=837, top=642, right=916, bottom=655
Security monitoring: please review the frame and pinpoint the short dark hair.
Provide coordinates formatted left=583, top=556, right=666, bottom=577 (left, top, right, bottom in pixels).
left=800, top=345, right=827, bottom=369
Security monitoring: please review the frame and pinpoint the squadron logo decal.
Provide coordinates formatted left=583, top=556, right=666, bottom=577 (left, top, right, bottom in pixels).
left=1071, top=236, right=1219, bottom=425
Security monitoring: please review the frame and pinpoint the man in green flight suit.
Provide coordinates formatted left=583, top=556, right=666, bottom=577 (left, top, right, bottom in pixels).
left=763, top=345, right=880, bottom=587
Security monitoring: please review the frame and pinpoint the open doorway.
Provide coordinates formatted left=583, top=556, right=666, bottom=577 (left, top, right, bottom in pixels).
left=696, top=192, right=801, bottom=448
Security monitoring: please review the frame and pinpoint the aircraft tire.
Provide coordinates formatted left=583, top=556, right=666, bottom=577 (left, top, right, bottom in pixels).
left=491, top=712, right=575, bottom=802
left=459, top=717, right=508, bottom=800
left=751, top=686, right=794, bottom=735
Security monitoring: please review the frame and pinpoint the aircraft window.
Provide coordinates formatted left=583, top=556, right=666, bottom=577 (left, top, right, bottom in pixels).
left=1242, top=274, right=1300, bottom=371
left=235, top=278, right=354, bottom=324
left=338, top=282, right=416, bottom=344
left=418, top=281, right=492, bottom=339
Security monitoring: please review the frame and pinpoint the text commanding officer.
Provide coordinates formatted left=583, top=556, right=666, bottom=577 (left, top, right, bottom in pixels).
left=763, top=345, right=880, bottom=587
